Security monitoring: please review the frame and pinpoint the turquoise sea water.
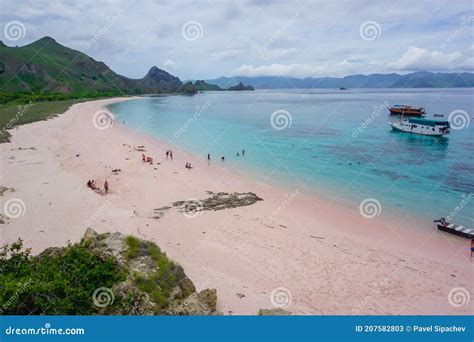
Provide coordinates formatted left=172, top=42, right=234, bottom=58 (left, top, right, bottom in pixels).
left=108, top=89, right=474, bottom=226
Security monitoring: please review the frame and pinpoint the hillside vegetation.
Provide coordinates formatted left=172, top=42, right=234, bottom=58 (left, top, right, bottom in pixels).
left=0, top=36, right=197, bottom=104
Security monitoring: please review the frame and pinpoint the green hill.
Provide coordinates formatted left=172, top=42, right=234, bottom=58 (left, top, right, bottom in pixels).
left=0, top=36, right=196, bottom=102
left=227, top=82, right=255, bottom=91
left=192, top=80, right=254, bottom=91
left=193, top=80, right=222, bottom=91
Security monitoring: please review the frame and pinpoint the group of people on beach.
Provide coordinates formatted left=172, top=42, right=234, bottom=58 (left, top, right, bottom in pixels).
left=140, top=147, right=247, bottom=171
left=142, top=154, right=154, bottom=164
left=87, top=179, right=108, bottom=194
left=207, top=149, right=245, bottom=162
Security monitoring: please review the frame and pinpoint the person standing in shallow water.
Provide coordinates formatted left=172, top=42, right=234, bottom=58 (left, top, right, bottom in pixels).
left=208, top=153, right=210, bottom=161
left=170, top=151, right=173, bottom=160
left=166, top=150, right=169, bottom=159
left=242, top=149, right=245, bottom=156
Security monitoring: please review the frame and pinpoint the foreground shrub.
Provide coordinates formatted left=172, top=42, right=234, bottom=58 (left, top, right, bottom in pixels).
left=0, top=239, right=125, bottom=315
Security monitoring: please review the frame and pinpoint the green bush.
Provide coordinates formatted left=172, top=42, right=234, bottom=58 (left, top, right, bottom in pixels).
left=0, top=239, right=126, bottom=315
left=124, top=237, right=191, bottom=311
left=0, top=91, right=126, bottom=104
left=124, top=236, right=140, bottom=260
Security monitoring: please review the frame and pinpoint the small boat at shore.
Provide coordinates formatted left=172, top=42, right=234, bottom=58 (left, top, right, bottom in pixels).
left=433, top=218, right=474, bottom=239
left=389, top=118, right=450, bottom=136
left=389, top=105, right=426, bottom=116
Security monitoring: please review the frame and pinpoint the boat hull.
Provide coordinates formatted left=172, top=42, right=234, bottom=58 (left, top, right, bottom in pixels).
left=389, top=108, right=425, bottom=116
left=436, top=224, right=474, bottom=239
left=389, top=121, right=445, bottom=136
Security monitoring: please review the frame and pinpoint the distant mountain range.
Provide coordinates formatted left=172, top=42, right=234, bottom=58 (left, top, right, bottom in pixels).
left=205, top=71, right=474, bottom=89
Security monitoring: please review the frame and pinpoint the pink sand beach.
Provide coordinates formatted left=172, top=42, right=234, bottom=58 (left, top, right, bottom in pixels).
left=1, top=97, right=472, bottom=315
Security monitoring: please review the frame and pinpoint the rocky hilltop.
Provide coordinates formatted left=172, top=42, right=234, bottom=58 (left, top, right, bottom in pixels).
left=79, top=228, right=218, bottom=315
left=135, top=66, right=183, bottom=94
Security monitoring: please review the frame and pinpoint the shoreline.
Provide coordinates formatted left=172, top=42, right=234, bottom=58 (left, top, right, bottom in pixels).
left=107, top=99, right=448, bottom=234
left=106, top=101, right=438, bottom=251
left=107, top=95, right=467, bottom=229
left=1, top=97, right=472, bottom=315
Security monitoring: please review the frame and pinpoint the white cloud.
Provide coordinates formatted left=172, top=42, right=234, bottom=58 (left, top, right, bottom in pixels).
left=1, top=1, right=472, bottom=78
left=234, top=46, right=473, bottom=78
left=387, top=46, right=473, bottom=72
left=163, top=59, right=177, bottom=70
left=233, top=59, right=375, bottom=77
left=211, top=49, right=244, bottom=62
left=233, top=64, right=323, bottom=78
left=258, top=48, right=298, bottom=61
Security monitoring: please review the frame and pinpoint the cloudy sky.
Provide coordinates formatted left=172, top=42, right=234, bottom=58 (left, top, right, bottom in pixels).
left=1, top=0, right=473, bottom=79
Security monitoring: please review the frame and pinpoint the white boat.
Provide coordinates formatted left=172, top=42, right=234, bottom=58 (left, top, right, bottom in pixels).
left=389, top=118, right=450, bottom=137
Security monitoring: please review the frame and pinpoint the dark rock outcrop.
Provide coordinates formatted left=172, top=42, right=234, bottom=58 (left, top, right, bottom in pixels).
left=226, top=82, right=255, bottom=91
left=193, top=80, right=222, bottom=91
left=173, top=191, right=263, bottom=212
left=134, top=66, right=183, bottom=94
left=259, top=308, right=292, bottom=315
left=179, top=81, right=198, bottom=95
